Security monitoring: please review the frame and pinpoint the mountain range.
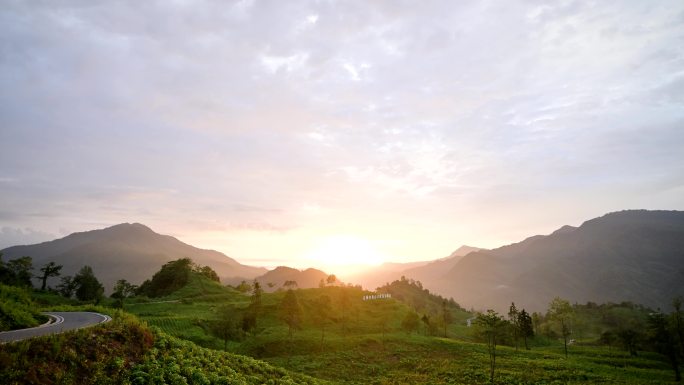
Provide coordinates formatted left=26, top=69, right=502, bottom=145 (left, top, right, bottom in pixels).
left=0, top=223, right=266, bottom=291
left=396, top=210, right=684, bottom=312
left=2, top=210, right=682, bottom=312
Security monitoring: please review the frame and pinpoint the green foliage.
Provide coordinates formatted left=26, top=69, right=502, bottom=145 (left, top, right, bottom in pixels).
left=548, top=297, right=574, bottom=358
left=111, top=279, right=138, bottom=309
left=280, top=289, right=303, bottom=338
left=473, top=310, right=509, bottom=382
left=130, top=329, right=325, bottom=385
left=0, top=310, right=153, bottom=385
left=0, top=284, right=44, bottom=331
left=56, top=275, right=78, bottom=298
left=73, top=265, right=105, bottom=303
left=401, top=310, right=420, bottom=335
left=647, top=311, right=682, bottom=381
left=37, top=261, right=62, bottom=291
left=0, top=255, right=33, bottom=287
left=138, top=258, right=193, bottom=298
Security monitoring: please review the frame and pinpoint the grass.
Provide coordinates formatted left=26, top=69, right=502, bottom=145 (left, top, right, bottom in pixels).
left=125, top=282, right=681, bottom=384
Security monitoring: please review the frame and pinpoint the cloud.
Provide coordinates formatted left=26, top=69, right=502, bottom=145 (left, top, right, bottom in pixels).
left=1, top=0, right=683, bottom=262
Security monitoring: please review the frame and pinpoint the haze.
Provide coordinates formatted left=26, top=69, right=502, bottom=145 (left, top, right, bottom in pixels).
left=1, top=1, right=684, bottom=272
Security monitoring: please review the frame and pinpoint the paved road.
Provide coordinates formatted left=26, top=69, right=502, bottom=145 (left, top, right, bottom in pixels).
left=0, top=312, right=111, bottom=343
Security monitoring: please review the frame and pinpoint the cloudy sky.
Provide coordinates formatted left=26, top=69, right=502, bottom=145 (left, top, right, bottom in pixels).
left=1, top=1, right=683, bottom=272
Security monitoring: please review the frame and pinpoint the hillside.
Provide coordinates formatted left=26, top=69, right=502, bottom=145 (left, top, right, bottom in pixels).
left=255, top=266, right=330, bottom=292
left=0, top=223, right=266, bottom=291
left=0, top=310, right=324, bottom=385
left=420, top=210, right=684, bottom=312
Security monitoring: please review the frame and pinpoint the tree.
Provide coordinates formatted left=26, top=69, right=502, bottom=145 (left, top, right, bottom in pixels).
left=401, top=310, right=420, bottom=335
left=1, top=256, right=33, bottom=287
left=312, top=295, right=333, bottom=350
left=508, top=302, right=520, bottom=351
left=235, top=280, right=251, bottom=293
left=672, top=297, right=684, bottom=358
left=518, top=309, right=534, bottom=350
left=338, top=289, right=351, bottom=337
left=648, top=311, right=681, bottom=382
left=211, top=305, right=242, bottom=350
left=474, top=310, right=507, bottom=382
left=73, top=265, right=104, bottom=303
left=279, top=289, right=303, bottom=339
left=618, top=328, right=642, bottom=356
left=37, top=261, right=62, bottom=291
left=139, top=258, right=193, bottom=297
left=441, top=299, right=453, bottom=337
left=196, top=265, right=220, bottom=282
left=548, top=297, right=574, bottom=358
left=56, top=275, right=77, bottom=298
left=111, top=279, right=138, bottom=309
left=326, top=274, right=337, bottom=285
left=600, top=330, right=617, bottom=351
left=283, top=280, right=298, bottom=289
left=241, top=280, right=263, bottom=334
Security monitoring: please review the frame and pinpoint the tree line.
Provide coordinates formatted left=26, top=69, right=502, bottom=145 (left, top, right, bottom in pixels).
left=473, top=297, right=684, bottom=382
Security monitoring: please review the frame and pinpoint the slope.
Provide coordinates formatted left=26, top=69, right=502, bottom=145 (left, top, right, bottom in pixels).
left=0, top=223, right=266, bottom=291
left=428, top=210, right=684, bottom=312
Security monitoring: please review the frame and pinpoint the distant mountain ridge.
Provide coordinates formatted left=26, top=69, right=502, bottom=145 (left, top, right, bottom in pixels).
left=254, top=266, right=331, bottom=292
left=415, top=210, right=684, bottom=312
left=0, top=223, right=266, bottom=291
left=344, top=245, right=485, bottom=291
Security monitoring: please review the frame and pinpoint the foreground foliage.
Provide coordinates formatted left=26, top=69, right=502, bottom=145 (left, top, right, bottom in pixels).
left=0, top=309, right=325, bottom=385
left=0, top=283, right=45, bottom=331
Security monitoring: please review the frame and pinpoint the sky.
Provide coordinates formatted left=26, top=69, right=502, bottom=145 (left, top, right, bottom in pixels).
left=1, top=1, right=684, bottom=273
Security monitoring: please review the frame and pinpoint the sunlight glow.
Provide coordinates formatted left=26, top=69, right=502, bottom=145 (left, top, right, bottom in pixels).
left=303, top=235, right=386, bottom=273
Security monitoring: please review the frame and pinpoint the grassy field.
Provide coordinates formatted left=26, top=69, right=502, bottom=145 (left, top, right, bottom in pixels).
left=123, top=277, right=679, bottom=384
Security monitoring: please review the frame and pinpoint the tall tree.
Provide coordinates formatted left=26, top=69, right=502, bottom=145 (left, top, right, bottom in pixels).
left=211, top=305, right=242, bottom=350
left=279, top=289, right=303, bottom=339
left=518, top=309, right=534, bottom=350
left=1, top=256, right=33, bottom=287
left=672, top=297, right=684, bottom=357
left=508, top=302, right=520, bottom=351
left=326, top=274, right=337, bottom=285
left=441, top=299, right=453, bottom=338
left=548, top=297, right=574, bottom=358
left=37, top=261, right=62, bottom=291
left=648, top=311, right=681, bottom=382
left=312, top=295, right=333, bottom=350
left=338, top=289, right=351, bottom=337
left=111, top=279, right=138, bottom=309
left=73, top=265, right=104, bottom=303
left=474, top=310, right=507, bottom=382
left=56, top=275, right=77, bottom=298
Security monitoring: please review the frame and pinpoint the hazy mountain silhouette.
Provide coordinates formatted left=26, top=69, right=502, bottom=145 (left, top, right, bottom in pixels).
left=255, top=266, right=330, bottom=292
left=0, top=223, right=266, bottom=291
left=345, top=245, right=484, bottom=290
left=418, top=210, right=684, bottom=312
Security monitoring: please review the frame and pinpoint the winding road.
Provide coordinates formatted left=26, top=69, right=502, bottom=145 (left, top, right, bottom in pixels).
left=0, top=312, right=111, bottom=343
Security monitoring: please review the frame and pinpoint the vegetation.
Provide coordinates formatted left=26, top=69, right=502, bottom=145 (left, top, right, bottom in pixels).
left=0, top=254, right=34, bottom=287
left=73, top=265, right=105, bottom=303
left=0, top=284, right=45, bottom=331
left=2, top=255, right=682, bottom=384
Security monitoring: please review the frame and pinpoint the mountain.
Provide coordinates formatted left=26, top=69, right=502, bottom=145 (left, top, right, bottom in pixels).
left=254, top=266, right=330, bottom=292
left=0, top=223, right=267, bottom=291
left=417, top=210, right=684, bottom=312
left=344, top=245, right=484, bottom=291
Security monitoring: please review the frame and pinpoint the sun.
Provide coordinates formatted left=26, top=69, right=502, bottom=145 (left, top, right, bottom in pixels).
left=304, top=235, right=386, bottom=272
